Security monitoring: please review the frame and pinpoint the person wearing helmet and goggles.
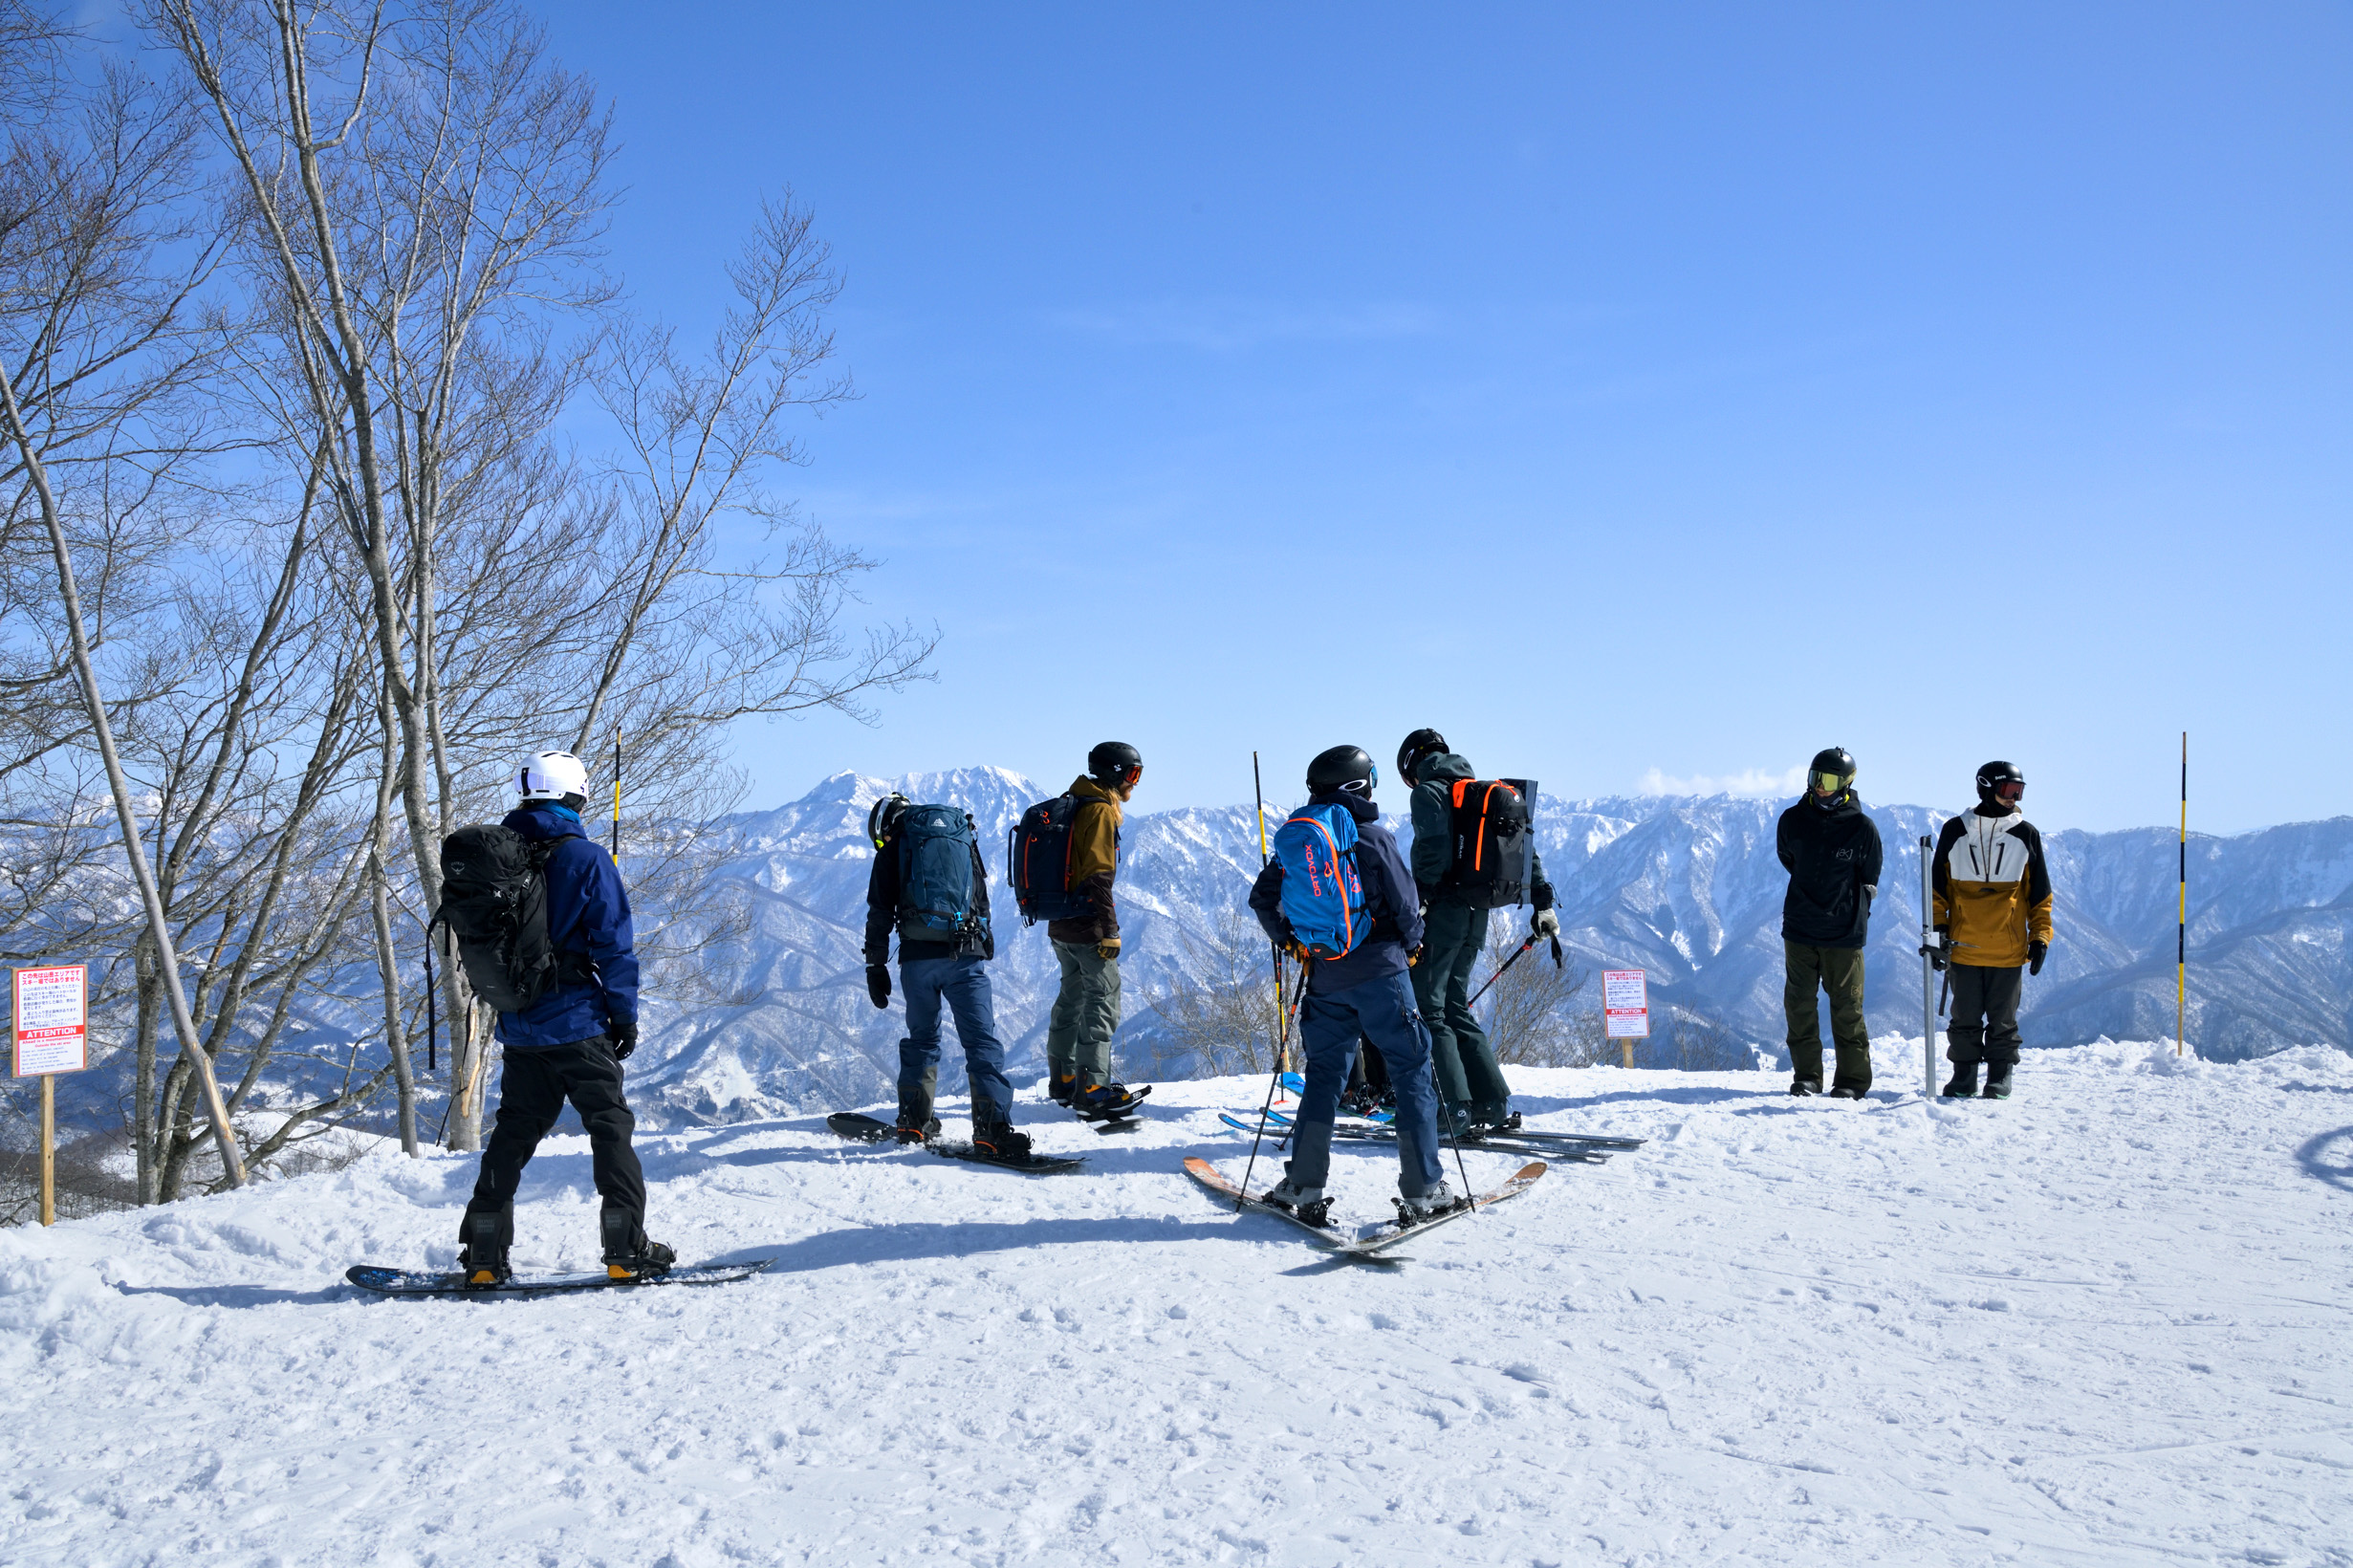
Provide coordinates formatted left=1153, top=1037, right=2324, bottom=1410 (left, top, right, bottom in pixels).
left=1042, top=743, right=1150, bottom=1119
left=1776, top=747, right=1883, bottom=1100
left=1926, top=762, right=2053, bottom=1100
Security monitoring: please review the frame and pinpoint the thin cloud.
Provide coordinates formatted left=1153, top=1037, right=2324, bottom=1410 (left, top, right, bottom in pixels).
left=1639, top=765, right=1805, bottom=799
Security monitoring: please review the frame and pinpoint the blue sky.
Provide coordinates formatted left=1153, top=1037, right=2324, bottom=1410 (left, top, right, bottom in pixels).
left=539, top=2, right=2349, bottom=834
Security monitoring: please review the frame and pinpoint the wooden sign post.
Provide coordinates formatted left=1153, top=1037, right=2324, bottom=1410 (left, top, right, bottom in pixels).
left=1603, top=968, right=1649, bottom=1069
left=12, top=965, right=89, bottom=1227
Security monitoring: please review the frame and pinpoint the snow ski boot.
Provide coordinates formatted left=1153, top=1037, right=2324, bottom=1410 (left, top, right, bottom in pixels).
left=972, top=1117, right=1033, bottom=1161
left=1261, top=1176, right=1332, bottom=1229
left=1396, top=1181, right=1470, bottom=1224
left=1981, top=1067, right=2014, bottom=1100
left=1471, top=1105, right=1521, bottom=1134
left=1826, top=1084, right=1868, bottom=1100
left=600, top=1209, right=676, bottom=1281
left=459, top=1208, right=512, bottom=1288
left=895, top=1100, right=942, bottom=1144
left=1789, top=1078, right=1822, bottom=1098
left=1048, top=1069, right=1077, bottom=1107
left=1942, top=1062, right=1980, bottom=1099
left=1436, top=1100, right=1478, bottom=1136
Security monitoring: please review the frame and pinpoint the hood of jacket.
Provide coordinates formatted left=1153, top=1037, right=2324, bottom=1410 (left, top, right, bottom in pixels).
left=1307, top=787, right=1378, bottom=824
left=503, top=803, right=587, bottom=842
left=1415, top=751, right=1475, bottom=789
left=1068, top=774, right=1124, bottom=817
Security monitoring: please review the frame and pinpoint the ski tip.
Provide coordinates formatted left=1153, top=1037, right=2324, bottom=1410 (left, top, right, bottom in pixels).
left=1513, top=1161, right=1548, bottom=1180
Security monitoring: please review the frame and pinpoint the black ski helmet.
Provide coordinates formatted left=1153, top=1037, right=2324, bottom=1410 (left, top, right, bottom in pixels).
left=865, top=792, right=910, bottom=848
left=1807, top=747, right=1856, bottom=799
left=1396, top=728, right=1449, bottom=787
left=1306, top=744, right=1378, bottom=796
left=1975, top=760, right=2025, bottom=806
left=1087, top=741, right=1143, bottom=789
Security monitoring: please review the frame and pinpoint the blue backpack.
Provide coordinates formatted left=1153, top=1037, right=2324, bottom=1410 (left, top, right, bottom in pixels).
left=896, top=804, right=987, bottom=947
left=1272, top=802, right=1367, bottom=960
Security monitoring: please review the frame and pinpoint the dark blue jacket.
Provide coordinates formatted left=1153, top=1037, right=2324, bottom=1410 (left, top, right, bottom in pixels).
left=1250, top=790, right=1427, bottom=995
left=495, top=805, right=640, bottom=1049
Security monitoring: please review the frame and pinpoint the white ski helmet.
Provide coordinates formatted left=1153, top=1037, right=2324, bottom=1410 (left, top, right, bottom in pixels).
left=517, top=749, right=589, bottom=803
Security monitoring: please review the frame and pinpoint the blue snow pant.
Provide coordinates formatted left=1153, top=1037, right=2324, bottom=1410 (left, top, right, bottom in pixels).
left=897, top=955, right=1015, bottom=1127
left=1286, top=969, right=1446, bottom=1199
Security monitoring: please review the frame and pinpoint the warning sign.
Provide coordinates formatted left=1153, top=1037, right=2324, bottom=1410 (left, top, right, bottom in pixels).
left=13, top=965, right=89, bottom=1077
left=1602, top=968, right=1649, bottom=1039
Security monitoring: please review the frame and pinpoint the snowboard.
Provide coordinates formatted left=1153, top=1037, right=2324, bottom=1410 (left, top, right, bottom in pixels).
left=825, top=1112, right=1087, bottom=1174
left=346, top=1256, right=773, bottom=1300
left=1183, top=1156, right=1549, bottom=1259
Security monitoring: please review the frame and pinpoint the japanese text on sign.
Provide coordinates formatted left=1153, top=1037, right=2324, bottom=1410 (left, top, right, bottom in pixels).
left=13, top=965, right=89, bottom=1077
left=1602, top=968, right=1650, bottom=1039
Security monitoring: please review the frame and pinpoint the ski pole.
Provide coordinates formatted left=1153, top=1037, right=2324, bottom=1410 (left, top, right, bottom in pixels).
left=1253, top=750, right=1287, bottom=1075
left=1237, top=954, right=1309, bottom=1208
left=424, top=915, right=438, bottom=1075
left=1465, top=934, right=1539, bottom=1011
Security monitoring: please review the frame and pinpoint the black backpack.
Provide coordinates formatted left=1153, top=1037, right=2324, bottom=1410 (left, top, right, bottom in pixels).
left=1441, top=776, right=1535, bottom=909
left=1007, top=795, right=1099, bottom=926
left=439, top=824, right=568, bottom=1013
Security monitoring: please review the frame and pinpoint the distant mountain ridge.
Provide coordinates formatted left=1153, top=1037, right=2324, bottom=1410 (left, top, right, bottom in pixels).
left=624, top=767, right=2353, bottom=1125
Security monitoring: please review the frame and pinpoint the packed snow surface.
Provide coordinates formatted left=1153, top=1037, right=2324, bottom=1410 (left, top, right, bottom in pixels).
left=4, top=1040, right=2350, bottom=1566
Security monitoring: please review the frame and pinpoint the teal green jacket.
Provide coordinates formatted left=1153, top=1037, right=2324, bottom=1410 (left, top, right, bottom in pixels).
left=1408, top=751, right=1555, bottom=909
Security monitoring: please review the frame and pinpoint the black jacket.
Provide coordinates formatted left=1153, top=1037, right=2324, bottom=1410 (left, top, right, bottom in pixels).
left=1776, top=793, right=1883, bottom=950
left=1250, top=790, right=1426, bottom=995
left=863, top=836, right=994, bottom=965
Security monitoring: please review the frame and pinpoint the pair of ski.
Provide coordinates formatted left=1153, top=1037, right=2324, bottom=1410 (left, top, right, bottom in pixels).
left=1184, top=1156, right=1548, bottom=1261
left=1220, top=1108, right=1640, bottom=1163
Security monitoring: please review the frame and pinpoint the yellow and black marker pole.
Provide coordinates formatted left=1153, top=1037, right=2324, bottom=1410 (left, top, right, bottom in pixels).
left=613, top=738, right=621, bottom=860
left=2177, top=731, right=2188, bottom=1057
left=1253, top=750, right=1285, bottom=1075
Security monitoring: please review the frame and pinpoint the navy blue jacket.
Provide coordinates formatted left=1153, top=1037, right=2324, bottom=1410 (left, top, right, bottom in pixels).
left=1250, top=790, right=1427, bottom=995
left=495, top=805, right=641, bottom=1049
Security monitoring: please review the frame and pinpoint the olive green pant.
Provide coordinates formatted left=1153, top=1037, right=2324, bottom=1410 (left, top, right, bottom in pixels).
left=1412, top=902, right=1511, bottom=1114
left=1783, top=940, right=1871, bottom=1091
left=1047, top=939, right=1121, bottom=1085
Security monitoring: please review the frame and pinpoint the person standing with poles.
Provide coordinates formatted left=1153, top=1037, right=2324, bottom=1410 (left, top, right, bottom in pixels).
left=1248, top=745, right=1461, bottom=1225
left=1044, top=742, right=1149, bottom=1119
left=450, top=751, right=671, bottom=1286
left=1396, top=730, right=1560, bottom=1134
left=1925, top=762, right=2053, bottom=1100
left=1777, top=747, right=1883, bottom=1099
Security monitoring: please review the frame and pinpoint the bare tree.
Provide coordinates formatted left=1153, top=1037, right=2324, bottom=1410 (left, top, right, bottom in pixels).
left=1480, top=930, right=1609, bottom=1070
left=1141, top=904, right=1287, bottom=1079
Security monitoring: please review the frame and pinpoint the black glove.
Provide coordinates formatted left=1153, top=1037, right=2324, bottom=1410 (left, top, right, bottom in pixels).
left=608, top=1014, right=639, bottom=1060
left=1921, top=925, right=1949, bottom=971
left=865, top=964, right=891, bottom=1010
left=2028, top=940, right=2048, bottom=976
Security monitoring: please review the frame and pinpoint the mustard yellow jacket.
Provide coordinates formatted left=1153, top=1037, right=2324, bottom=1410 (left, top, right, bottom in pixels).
left=1045, top=775, right=1123, bottom=945
left=1931, top=807, right=2054, bottom=969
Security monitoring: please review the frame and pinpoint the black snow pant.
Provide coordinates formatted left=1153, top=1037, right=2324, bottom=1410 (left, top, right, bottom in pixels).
left=1946, top=964, right=2024, bottom=1069
left=464, top=1034, right=647, bottom=1247
left=1783, top=940, right=1871, bottom=1092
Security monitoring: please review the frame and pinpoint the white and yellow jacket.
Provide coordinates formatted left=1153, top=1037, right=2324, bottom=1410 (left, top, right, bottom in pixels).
left=1931, top=807, right=2054, bottom=969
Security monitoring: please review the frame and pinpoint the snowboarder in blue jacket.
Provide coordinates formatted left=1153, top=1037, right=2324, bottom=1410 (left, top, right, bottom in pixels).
left=458, top=750, right=672, bottom=1286
left=1248, top=745, right=1460, bottom=1226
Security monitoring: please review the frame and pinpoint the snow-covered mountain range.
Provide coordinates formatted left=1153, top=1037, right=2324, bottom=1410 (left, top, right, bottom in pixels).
left=627, top=767, right=2353, bottom=1124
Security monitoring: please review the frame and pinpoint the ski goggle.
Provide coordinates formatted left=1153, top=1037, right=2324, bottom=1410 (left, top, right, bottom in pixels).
left=1809, top=770, right=1850, bottom=795
left=1338, top=763, right=1380, bottom=795
left=1989, top=778, right=2025, bottom=802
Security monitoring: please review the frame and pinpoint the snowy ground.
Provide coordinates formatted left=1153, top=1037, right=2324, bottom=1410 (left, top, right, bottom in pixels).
left=3, top=1039, right=2350, bottom=1567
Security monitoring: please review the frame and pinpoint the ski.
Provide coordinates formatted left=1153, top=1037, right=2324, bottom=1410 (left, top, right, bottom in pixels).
left=824, top=1112, right=1087, bottom=1174
left=1334, top=1160, right=1548, bottom=1257
left=1265, top=1108, right=1643, bottom=1152
left=1180, top=1157, right=1400, bottom=1264
left=347, top=1256, right=773, bottom=1300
